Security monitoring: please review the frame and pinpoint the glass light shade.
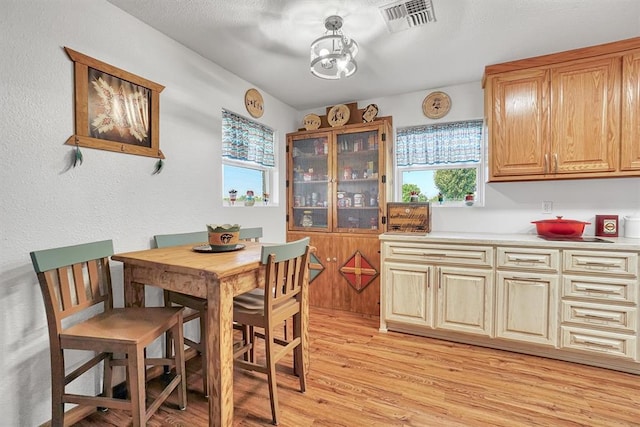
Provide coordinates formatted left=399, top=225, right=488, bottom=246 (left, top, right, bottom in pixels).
left=310, top=16, right=359, bottom=80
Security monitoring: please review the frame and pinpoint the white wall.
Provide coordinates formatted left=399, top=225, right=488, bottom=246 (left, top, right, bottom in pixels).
left=2, top=2, right=640, bottom=426
left=302, top=81, right=640, bottom=236
left=0, top=1, right=297, bottom=425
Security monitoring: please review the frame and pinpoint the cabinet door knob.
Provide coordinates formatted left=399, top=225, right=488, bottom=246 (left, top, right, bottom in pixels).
left=332, top=257, right=337, bottom=262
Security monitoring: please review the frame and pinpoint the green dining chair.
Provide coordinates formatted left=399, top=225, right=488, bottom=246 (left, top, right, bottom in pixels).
left=153, top=226, right=263, bottom=395
left=233, top=237, right=311, bottom=425
left=30, top=240, right=187, bottom=427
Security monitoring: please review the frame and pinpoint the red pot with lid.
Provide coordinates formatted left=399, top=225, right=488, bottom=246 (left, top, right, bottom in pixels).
left=531, top=216, right=590, bottom=237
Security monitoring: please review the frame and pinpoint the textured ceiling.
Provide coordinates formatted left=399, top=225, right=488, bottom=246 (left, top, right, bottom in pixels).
left=106, top=0, right=640, bottom=110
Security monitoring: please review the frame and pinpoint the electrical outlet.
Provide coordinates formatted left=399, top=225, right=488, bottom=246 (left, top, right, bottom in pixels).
left=542, top=201, right=553, bottom=214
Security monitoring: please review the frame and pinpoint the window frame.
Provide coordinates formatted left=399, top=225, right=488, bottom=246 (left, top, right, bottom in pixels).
left=221, top=109, right=277, bottom=207
left=394, top=119, right=485, bottom=207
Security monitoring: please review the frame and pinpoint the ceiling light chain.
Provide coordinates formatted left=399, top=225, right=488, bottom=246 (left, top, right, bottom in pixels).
left=310, top=15, right=359, bottom=80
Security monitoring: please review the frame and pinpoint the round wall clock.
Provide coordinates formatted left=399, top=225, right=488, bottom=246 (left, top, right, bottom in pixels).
left=302, top=113, right=322, bottom=130
left=422, top=91, right=451, bottom=119
left=327, top=104, right=350, bottom=127
left=244, top=88, right=264, bottom=118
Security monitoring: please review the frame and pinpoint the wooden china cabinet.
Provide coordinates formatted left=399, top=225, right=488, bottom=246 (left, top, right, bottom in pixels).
left=286, top=113, right=392, bottom=315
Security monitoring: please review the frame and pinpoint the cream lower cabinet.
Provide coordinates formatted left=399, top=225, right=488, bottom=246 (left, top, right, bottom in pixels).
left=560, top=250, right=639, bottom=360
left=436, top=266, right=494, bottom=336
left=495, top=247, right=560, bottom=346
left=380, top=241, right=494, bottom=336
left=383, top=262, right=432, bottom=327
left=380, top=234, right=640, bottom=374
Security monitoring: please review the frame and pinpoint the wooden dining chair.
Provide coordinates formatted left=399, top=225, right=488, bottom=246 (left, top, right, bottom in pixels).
left=153, top=226, right=263, bottom=395
left=30, top=240, right=187, bottom=427
left=233, top=237, right=311, bottom=426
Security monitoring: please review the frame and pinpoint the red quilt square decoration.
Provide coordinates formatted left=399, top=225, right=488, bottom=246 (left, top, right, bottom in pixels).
left=339, top=250, right=378, bottom=293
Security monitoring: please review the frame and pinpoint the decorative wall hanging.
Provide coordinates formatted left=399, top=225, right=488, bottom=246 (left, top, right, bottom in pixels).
left=308, top=252, right=325, bottom=283
left=302, top=113, right=322, bottom=130
left=362, top=103, right=379, bottom=123
left=339, top=250, right=378, bottom=293
left=422, top=91, right=451, bottom=119
left=327, top=104, right=350, bottom=127
left=244, top=88, right=264, bottom=118
left=64, top=47, right=165, bottom=160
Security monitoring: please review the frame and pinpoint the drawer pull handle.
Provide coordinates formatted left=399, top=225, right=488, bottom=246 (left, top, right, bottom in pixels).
left=582, top=261, right=618, bottom=267
left=576, top=338, right=617, bottom=350
left=510, top=276, right=542, bottom=281
left=511, top=257, right=545, bottom=263
left=421, top=253, right=446, bottom=257
left=581, top=313, right=618, bottom=321
left=577, top=286, right=617, bottom=294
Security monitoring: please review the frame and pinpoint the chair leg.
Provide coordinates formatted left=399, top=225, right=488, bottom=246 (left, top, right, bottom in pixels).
left=248, top=325, right=256, bottom=363
left=199, top=312, right=208, bottom=397
left=127, top=348, right=146, bottom=427
left=103, top=353, right=114, bottom=399
left=172, top=319, right=187, bottom=410
left=164, top=291, right=173, bottom=375
left=264, top=328, right=280, bottom=426
left=50, top=351, right=65, bottom=427
left=240, top=324, right=250, bottom=362
left=293, top=315, right=307, bottom=392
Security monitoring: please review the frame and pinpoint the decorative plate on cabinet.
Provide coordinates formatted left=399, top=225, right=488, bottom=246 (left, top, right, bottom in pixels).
left=302, top=113, right=322, bottom=130
left=244, top=88, right=264, bottom=118
left=327, top=104, right=350, bottom=127
left=362, top=104, right=379, bottom=123
left=422, top=91, right=451, bottom=119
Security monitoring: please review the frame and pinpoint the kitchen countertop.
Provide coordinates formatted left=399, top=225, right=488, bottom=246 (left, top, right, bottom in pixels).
left=380, top=231, right=640, bottom=251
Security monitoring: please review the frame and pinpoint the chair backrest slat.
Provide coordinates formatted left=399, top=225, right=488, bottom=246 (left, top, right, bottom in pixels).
left=154, top=231, right=207, bottom=248
left=239, top=227, right=263, bottom=242
left=73, top=263, right=87, bottom=305
left=87, top=259, right=101, bottom=300
left=57, top=267, right=74, bottom=310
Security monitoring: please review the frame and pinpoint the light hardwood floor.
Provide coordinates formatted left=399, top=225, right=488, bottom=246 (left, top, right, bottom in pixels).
left=74, top=307, right=640, bottom=426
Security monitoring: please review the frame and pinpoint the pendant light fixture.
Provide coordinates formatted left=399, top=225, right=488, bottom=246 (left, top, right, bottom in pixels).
left=310, top=15, right=359, bottom=80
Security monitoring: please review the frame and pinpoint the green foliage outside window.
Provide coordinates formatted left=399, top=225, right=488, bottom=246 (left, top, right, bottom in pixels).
left=401, top=168, right=476, bottom=203
left=434, top=168, right=476, bottom=201
left=401, top=183, right=429, bottom=202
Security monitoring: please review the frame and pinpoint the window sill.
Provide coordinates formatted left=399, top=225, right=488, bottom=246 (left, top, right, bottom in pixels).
left=223, top=204, right=279, bottom=208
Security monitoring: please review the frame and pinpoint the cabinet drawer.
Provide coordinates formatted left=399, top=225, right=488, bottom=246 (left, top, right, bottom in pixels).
left=562, top=275, right=637, bottom=303
left=561, top=301, right=637, bottom=332
left=563, top=250, right=638, bottom=277
left=561, top=326, right=636, bottom=359
left=383, top=242, right=493, bottom=267
left=497, top=247, right=559, bottom=272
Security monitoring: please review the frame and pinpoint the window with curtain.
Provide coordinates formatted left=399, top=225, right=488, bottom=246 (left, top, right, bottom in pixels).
left=395, top=119, right=484, bottom=206
left=222, top=109, right=276, bottom=206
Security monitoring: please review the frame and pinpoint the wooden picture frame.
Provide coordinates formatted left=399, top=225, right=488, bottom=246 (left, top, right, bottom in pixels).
left=64, top=47, right=165, bottom=159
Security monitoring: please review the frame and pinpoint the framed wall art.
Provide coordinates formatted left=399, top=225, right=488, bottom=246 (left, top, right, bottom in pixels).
left=64, top=47, right=165, bottom=159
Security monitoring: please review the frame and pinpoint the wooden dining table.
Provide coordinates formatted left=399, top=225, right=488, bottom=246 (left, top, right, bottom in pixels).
left=111, top=241, right=309, bottom=427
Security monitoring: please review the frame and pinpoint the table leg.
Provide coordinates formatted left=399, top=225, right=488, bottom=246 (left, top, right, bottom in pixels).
left=123, top=265, right=145, bottom=307
left=206, top=276, right=234, bottom=427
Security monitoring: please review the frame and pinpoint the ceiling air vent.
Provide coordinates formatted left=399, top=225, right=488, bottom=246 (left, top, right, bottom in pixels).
left=379, top=0, right=436, bottom=33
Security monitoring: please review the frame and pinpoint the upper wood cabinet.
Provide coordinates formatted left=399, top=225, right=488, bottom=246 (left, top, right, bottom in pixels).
left=621, top=49, right=640, bottom=171
left=484, top=37, right=640, bottom=181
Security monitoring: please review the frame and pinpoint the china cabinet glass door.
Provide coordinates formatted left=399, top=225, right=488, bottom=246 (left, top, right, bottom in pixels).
left=334, top=127, right=382, bottom=233
left=289, top=133, right=331, bottom=231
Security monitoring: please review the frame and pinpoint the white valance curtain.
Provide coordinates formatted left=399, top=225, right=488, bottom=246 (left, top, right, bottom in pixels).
left=396, top=120, right=483, bottom=166
left=222, top=109, right=275, bottom=167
